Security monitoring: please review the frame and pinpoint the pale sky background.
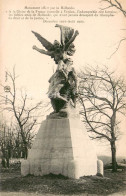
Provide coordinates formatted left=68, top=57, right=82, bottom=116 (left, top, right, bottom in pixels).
left=0, top=0, right=126, bottom=157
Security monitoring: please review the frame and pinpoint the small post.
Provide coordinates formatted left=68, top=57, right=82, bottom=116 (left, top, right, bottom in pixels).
left=97, top=159, right=104, bottom=177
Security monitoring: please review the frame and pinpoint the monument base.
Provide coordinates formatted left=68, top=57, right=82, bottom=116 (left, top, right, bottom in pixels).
left=21, top=108, right=97, bottom=179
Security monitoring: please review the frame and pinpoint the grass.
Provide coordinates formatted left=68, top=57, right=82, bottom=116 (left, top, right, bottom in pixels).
left=1, top=163, right=126, bottom=196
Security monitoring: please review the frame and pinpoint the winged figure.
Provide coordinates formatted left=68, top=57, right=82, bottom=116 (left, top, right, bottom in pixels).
left=32, top=25, right=79, bottom=113
left=32, top=24, right=79, bottom=64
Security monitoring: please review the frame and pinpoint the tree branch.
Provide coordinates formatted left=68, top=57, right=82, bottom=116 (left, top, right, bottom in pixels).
left=100, top=0, right=126, bottom=16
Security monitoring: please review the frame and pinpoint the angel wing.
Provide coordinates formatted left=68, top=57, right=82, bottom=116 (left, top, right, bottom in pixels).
left=55, top=24, right=78, bottom=56
left=32, top=31, right=54, bottom=51
left=55, top=24, right=74, bottom=46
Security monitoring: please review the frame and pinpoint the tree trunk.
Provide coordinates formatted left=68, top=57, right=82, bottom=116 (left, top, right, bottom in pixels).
left=20, top=127, right=28, bottom=159
left=2, top=157, right=6, bottom=168
left=6, top=157, right=10, bottom=168
left=24, top=145, right=28, bottom=159
left=110, top=141, right=117, bottom=172
left=110, top=110, right=117, bottom=172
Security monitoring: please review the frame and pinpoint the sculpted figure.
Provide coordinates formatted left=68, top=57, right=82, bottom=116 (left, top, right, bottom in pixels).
left=32, top=24, right=79, bottom=114
left=32, top=24, right=79, bottom=64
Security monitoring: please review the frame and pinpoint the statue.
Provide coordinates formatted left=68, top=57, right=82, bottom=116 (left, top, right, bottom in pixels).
left=21, top=25, right=97, bottom=179
left=32, top=24, right=79, bottom=116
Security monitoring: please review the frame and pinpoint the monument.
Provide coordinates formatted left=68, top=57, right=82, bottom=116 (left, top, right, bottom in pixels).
left=21, top=24, right=98, bottom=179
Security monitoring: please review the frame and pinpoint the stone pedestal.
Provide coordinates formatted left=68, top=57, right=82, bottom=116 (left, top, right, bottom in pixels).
left=21, top=107, right=97, bottom=179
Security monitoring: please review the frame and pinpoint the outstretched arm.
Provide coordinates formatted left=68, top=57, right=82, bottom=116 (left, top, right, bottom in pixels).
left=32, top=45, right=53, bottom=56
left=65, top=30, right=79, bottom=50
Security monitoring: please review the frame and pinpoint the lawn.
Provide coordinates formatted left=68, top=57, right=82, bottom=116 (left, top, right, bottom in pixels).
left=0, top=163, right=126, bottom=196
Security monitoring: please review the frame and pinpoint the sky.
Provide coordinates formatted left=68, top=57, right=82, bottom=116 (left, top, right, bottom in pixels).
left=0, top=0, right=126, bottom=156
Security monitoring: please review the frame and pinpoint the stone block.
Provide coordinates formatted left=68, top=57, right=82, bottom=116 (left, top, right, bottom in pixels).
left=21, top=159, right=30, bottom=176
left=97, top=159, right=104, bottom=176
left=21, top=107, right=97, bottom=179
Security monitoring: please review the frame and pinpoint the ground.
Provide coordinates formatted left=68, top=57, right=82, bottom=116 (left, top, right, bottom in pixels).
left=0, top=162, right=126, bottom=196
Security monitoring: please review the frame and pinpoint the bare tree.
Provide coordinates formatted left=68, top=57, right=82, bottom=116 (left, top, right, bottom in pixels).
left=0, top=67, right=44, bottom=159
left=78, top=66, right=126, bottom=172
left=108, top=36, right=126, bottom=59
left=0, top=123, right=15, bottom=167
left=100, top=0, right=126, bottom=16
left=100, top=1, right=126, bottom=59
